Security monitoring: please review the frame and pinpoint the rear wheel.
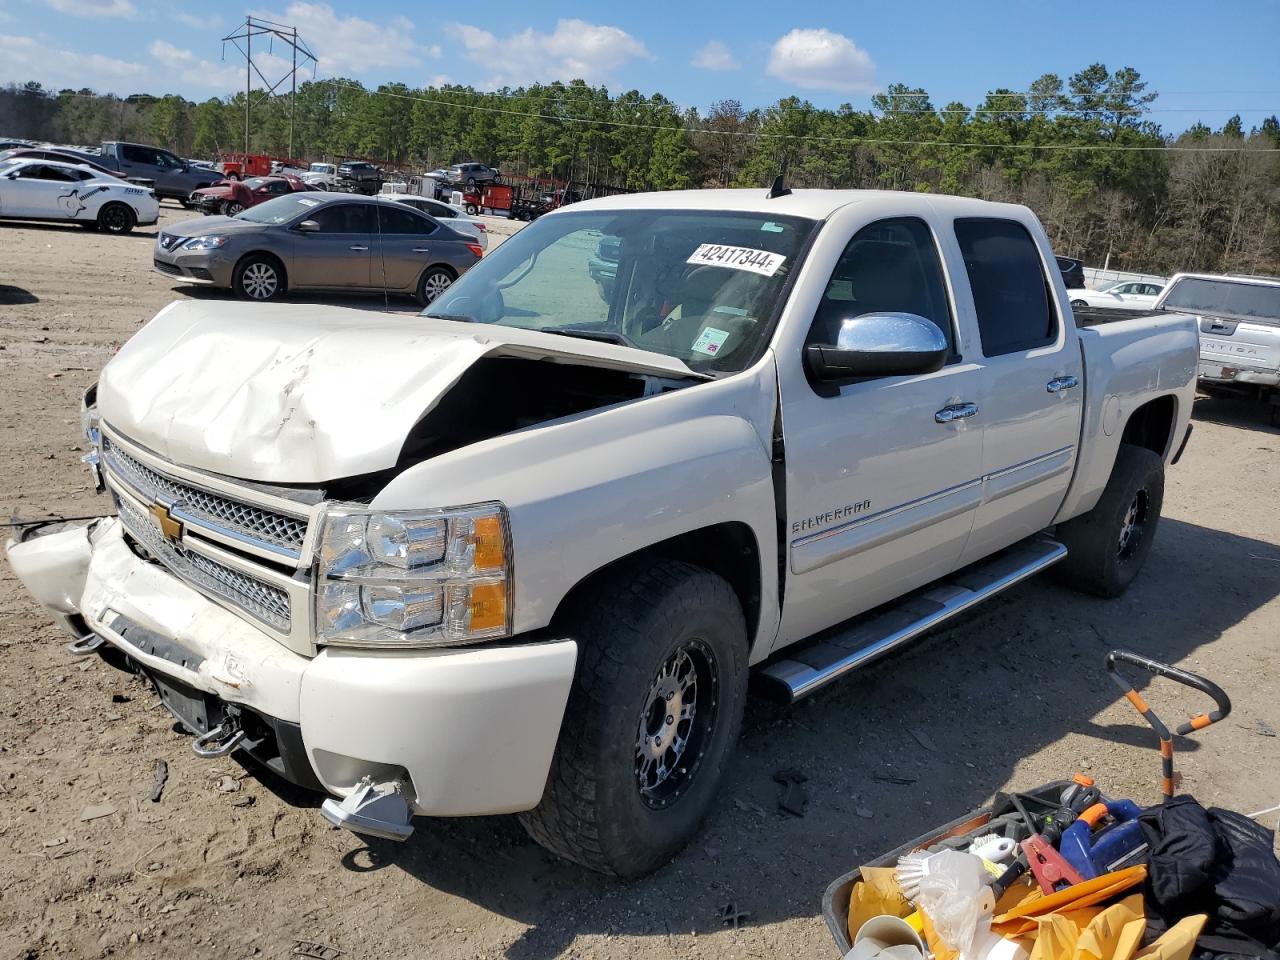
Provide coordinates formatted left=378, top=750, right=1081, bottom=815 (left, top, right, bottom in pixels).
left=232, top=255, right=285, bottom=301
left=1070, top=299, right=1088, bottom=309
left=416, top=266, right=455, bottom=306
left=96, top=202, right=135, bottom=234
left=519, top=559, right=748, bottom=877
left=1055, top=443, right=1164, bottom=597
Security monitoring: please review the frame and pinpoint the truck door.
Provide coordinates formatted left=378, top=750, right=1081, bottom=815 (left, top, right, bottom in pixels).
left=776, top=216, right=985, bottom=645
left=950, top=217, right=1084, bottom=565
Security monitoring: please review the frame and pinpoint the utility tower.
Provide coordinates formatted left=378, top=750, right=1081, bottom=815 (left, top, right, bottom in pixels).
left=221, top=16, right=318, bottom=157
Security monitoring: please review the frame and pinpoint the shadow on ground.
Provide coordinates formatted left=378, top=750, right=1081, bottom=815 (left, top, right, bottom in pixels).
left=282, top=517, right=1280, bottom=960
left=0, top=285, right=38, bottom=305
left=1192, top=390, right=1279, bottom=433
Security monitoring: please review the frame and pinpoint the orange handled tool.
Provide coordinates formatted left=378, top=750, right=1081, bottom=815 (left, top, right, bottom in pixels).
left=1105, top=650, right=1232, bottom=800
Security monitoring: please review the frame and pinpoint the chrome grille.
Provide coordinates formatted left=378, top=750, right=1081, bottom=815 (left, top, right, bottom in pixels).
left=102, top=436, right=307, bottom=557
left=115, top=495, right=292, bottom=631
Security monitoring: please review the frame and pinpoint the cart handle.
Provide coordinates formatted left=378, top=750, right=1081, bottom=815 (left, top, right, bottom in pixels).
left=1106, top=650, right=1232, bottom=799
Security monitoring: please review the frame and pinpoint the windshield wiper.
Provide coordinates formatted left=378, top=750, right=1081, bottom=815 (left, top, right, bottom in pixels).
left=545, top=329, right=638, bottom=349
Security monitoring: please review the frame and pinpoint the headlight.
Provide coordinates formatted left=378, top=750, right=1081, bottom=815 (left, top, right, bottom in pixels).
left=314, top=502, right=511, bottom=649
left=182, top=235, right=229, bottom=250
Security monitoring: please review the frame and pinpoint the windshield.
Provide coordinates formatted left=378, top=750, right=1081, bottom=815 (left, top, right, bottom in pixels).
left=310, top=164, right=332, bottom=174
left=421, top=208, right=817, bottom=373
left=244, top=177, right=269, bottom=190
left=1161, top=277, right=1280, bottom=323
left=236, top=193, right=323, bottom=224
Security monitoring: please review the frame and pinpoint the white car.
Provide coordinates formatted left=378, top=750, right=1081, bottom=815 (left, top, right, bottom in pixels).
left=300, top=163, right=339, bottom=191
left=378, top=192, right=489, bottom=249
left=1069, top=280, right=1165, bottom=311
left=0, top=157, right=158, bottom=234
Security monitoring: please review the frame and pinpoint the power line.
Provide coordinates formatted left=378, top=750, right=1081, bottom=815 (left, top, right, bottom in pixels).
left=328, top=80, right=1272, bottom=154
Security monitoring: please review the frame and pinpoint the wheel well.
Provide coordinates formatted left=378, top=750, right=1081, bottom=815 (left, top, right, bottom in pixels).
left=1121, top=395, right=1177, bottom=457
left=421, top=263, right=458, bottom=284
left=235, top=251, right=288, bottom=291
left=551, top=523, right=762, bottom=647
left=99, top=200, right=132, bottom=217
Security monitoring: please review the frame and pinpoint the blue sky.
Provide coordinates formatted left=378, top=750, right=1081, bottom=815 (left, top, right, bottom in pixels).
left=3, top=0, right=1278, bottom=132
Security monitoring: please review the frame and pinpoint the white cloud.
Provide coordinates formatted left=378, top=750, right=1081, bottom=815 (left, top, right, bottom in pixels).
left=43, top=0, right=136, bottom=16
left=766, top=28, right=877, bottom=94
left=250, top=3, right=433, bottom=73
left=450, top=19, right=650, bottom=88
left=172, top=11, right=224, bottom=30
left=0, top=34, right=144, bottom=89
left=149, top=39, right=283, bottom=91
left=691, top=40, right=738, bottom=72
left=425, top=73, right=451, bottom=89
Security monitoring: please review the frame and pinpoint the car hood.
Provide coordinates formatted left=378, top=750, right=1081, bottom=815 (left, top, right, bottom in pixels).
left=192, top=184, right=235, bottom=200
left=164, top=215, right=265, bottom=238
left=96, top=300, right=706, bottom=484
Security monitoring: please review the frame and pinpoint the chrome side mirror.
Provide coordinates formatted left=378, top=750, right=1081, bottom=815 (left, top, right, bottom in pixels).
left=807, top=312, right=949, bottom=381
left=296, top=219, right=320, bottom=233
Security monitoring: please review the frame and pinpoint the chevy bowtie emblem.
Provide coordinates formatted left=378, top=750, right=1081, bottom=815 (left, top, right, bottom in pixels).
left=148, top=502, right=184, bottom=542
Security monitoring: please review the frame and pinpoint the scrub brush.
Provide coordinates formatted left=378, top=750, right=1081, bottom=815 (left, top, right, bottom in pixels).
left=895, top=849, right=944, bottom=902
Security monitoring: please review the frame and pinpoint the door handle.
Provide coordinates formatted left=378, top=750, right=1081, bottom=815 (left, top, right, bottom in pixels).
left=935, top=402, right=979, bottom=424
left=1046, top=375, right=1079, bottom=393
left=348, top=245, right=369, bottom=251
left=411, top=247, right=431, bottom=253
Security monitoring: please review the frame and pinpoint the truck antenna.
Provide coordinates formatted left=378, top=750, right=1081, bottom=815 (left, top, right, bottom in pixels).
left=767, top=174, right=792, bottom=199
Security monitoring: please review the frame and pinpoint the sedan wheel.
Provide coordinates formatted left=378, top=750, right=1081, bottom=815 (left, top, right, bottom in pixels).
left=223, top=201, right=244, bottom=217
left=1071, top=299, right=1088, bottom=309
left=234, top=257, right=283, bottom=301
left=96, top=203, right=135, bottom=234
left=417, top=267, right=454, bottom=306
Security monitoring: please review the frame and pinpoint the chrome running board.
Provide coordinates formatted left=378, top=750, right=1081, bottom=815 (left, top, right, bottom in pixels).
left=758, top=538, right=1068, bottom=703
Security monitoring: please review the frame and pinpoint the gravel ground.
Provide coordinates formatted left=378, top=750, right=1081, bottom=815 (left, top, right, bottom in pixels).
left=1, top=204, right=1278, bottom=960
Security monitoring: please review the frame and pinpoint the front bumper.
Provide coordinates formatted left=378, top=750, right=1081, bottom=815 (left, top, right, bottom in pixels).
left=5, top=519, right=577, bottom=816
left=152, top=245, right=233, bottom=287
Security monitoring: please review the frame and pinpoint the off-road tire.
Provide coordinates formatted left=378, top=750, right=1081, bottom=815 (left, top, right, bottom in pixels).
left=519, top=559, right=748, bottom=877
left=1055, top=443, right=1164, bottom=597
left=232, top=255, right=285, bottom=301
left=96, top=202, right=135, bottom=234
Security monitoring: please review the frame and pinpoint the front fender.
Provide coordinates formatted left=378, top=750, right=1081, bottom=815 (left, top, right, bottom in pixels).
left=373, top=360, right=781, bottom=659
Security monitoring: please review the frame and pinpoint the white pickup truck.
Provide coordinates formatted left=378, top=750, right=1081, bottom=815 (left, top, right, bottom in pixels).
left=6, top=188, right=1198, bottom=877
left=1155, top=272, right=1280, bottom=426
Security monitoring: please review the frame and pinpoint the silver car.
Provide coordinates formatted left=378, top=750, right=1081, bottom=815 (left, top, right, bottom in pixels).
left=152, top=192, right=483, bottom=304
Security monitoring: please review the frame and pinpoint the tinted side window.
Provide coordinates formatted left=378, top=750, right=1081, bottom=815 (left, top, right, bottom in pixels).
left=808, top=217, right=955, bottom=353
left=954, top=218, right=1056, bottom=356
left=311, top=204, right=375, bottom=233
left=121, top=144, right=157, bottom=165
left=378, top=205, right=435, bottom=235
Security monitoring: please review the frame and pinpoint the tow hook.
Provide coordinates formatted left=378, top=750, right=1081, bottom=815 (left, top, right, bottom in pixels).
left=191, top=720, right=247, bottom=759
left=66, top=632, right=105, bottom=656
left=320, top=777, right=415, bottom=842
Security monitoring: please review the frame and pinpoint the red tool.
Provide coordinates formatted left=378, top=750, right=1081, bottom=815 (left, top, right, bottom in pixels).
left=1021, top=835, right=1086, bottom=893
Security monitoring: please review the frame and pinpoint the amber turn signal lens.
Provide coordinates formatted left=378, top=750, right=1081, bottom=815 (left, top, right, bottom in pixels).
left=469, top=582, right=507, bottom=631
left=472, top=515, right=505, bottom=571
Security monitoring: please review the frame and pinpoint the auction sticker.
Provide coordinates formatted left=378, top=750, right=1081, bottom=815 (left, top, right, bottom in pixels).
left=686, top=243, right=786, bottom=277
left=691, top=326, right=731, bottom=356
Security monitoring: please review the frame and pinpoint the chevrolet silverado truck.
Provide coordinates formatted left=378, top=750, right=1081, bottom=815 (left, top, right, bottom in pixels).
left=6, top=189, right=1198, bottom=877
left=1155, top=272, right=1280, bottom=426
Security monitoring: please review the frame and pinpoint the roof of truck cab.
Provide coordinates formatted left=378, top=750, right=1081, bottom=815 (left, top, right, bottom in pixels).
left=564, top=188, right=1033, bottom=222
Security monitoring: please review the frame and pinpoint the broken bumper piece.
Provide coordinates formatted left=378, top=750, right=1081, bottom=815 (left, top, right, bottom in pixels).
left=4, top=517, right=579, bottom=820
left=321, top=778, right=415, bottom=842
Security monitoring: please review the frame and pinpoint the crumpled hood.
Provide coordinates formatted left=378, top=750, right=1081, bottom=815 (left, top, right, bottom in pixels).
left=97, top=300, right=702, bottom=484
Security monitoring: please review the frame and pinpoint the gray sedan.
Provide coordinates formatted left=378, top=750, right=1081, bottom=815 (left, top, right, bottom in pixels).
left=152, top=192, right=483, bottom=304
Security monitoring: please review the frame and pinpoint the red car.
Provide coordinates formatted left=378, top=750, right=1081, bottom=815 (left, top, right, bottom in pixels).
left=190, top=174, right=315, bottom=217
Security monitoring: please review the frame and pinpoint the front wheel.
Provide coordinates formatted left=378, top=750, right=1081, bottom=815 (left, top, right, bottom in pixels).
left=416, top=266, right=455, bottom=306
left=96, top=202, right=135, bottom=234
left=519, top=559, right=748, bottom=877
left=232, top=255, right=285, bottom=301
left=222, top=200, right=244, bottom=217
left=1054, top=443, right=1164, bottom=597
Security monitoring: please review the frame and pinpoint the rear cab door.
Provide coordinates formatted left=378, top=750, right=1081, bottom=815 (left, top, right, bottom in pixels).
left=947, top=215, right=1085, bottom=565
left=374, top=203, right=440, bottom=291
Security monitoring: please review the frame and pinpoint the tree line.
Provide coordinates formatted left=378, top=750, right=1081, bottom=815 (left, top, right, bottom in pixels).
left=2, top=62, right=1278, bottom=277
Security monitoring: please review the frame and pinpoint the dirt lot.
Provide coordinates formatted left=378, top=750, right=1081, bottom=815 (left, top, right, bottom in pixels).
left=1, top=204, right=1278, bottom=960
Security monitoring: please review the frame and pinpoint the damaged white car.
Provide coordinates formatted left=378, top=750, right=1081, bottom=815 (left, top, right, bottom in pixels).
left=6, top=188, right=1199, bottom=877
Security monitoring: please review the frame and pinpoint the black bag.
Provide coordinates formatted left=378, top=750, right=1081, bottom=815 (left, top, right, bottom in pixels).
left=1139, top=795, right=1280, bottom=959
